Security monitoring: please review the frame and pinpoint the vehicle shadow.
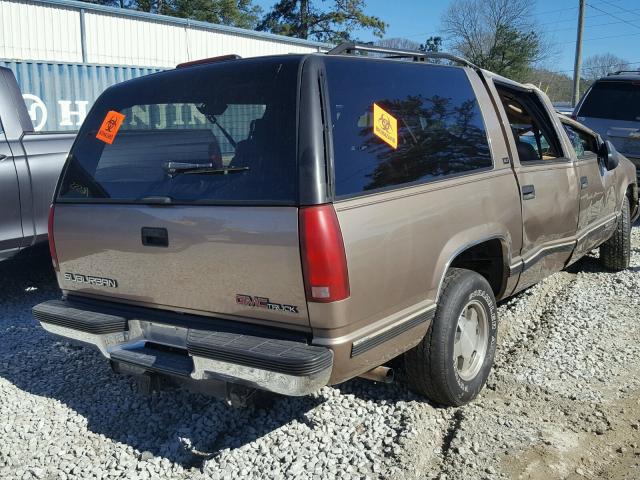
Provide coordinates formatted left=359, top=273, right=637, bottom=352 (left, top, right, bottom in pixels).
left=8, top=242, right=628, bottom=469
left=0, top=246, right=58, bottom=299
left=565, top=253, right=606, bottom=274
left=1, top=254, right=416, bottom=469
left=565, top=248, right=639, bottom=275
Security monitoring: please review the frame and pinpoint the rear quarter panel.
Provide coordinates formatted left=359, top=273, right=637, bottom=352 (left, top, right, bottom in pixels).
left=313, top=70, right=523, bottom=383
left=316, top=169, right=521, bottom=383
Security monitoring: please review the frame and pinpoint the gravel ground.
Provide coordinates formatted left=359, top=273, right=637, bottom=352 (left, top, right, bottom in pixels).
left=1, top=226, right=639, bottom=480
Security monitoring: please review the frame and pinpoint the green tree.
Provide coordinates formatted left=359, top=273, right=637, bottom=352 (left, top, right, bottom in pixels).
left=479, top=25, right=540, bottom=79
left=442, top=0, right=548, bottom=80
left=78, top=0, right=262, bottom=28
left=257, top=0, right=386, bottom=43
left=420, top=36, right=442, bottom=53
left=172, top=0, right=261, bottom=28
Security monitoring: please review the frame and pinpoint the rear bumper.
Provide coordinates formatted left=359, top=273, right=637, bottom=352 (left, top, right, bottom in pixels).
left=33, top=298, right=333, bottom=396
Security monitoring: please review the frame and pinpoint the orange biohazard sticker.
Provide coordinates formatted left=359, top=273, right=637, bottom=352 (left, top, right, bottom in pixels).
left=373, top=103, right=398, bottom=149
left=96, top=111, right=125, bottom=145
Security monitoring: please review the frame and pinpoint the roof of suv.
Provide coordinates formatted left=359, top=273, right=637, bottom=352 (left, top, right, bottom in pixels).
left=599, top=71, right=640, bottom=82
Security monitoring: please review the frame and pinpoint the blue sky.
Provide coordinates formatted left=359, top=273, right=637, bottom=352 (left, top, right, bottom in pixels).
left=253, top=0, right=640, bottom=76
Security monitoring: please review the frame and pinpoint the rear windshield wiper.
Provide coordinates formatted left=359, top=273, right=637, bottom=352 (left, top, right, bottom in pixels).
left=163, top=162, right=249, bottom=177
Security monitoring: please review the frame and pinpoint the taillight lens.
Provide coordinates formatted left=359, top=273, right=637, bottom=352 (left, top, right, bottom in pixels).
left=48, top=204, right=59, bottom=271
left=299, top=204, right=350, bottom=303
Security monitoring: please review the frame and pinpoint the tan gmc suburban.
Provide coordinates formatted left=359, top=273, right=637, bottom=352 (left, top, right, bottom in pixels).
left=33, top=43, right=639, bottom=407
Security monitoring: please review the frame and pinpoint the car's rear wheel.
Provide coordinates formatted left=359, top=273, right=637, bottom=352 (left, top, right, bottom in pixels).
left=600, top=196, right=631, bottom=272
left=404, top=268, right=498, bottom=406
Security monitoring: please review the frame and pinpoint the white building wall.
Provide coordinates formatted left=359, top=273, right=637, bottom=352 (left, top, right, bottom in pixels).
left=83, top=11, right=189, bottom=67
left=0, top=1, right=83, bottom=63
left=0, top=0, right=326, bottom=68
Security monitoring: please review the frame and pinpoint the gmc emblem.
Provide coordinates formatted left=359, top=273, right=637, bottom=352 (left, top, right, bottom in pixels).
left=235, top=294, right=299, bottom=314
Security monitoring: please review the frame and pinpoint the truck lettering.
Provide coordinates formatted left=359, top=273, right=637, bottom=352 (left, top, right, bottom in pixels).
left=63, top=272, right=118, bottom=288
left=235, top=294, right=299, bottom=314
left=58, top=100, right=88, bottom=127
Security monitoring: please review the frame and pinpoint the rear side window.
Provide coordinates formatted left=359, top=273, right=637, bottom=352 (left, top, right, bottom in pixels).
left=58, top=57, right=300, bottom=204
left=324, top=58, right=492, bottom=197
left=578, top=81, right=640, bottom=122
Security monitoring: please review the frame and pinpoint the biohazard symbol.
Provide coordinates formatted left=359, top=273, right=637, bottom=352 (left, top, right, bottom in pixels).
left=96, top=111, right=125, bottom=145
left=105, top=116, right=118, bottom=132
left=379, top=113, right=391, bottom=132
left=373, top=103, right=398, bottom=149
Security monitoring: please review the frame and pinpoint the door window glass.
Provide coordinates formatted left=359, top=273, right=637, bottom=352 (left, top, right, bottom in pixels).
left=562, top=124, right=598, bottom=159
left=498, top=92, right=563, bottom=163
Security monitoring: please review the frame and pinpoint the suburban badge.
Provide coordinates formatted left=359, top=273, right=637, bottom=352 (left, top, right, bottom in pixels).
left=64, top=272, right=118, bottom=288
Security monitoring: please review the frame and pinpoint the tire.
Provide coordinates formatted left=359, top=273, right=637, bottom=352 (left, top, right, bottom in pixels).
left=404, top=268, right=498, bottom=406
left=600, top=196, right=631, bottom=272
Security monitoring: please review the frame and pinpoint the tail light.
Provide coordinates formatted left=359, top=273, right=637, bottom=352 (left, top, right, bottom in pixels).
left=299, top=204, right=350, bottom=303
left=48, top=205, right=59, bottom=271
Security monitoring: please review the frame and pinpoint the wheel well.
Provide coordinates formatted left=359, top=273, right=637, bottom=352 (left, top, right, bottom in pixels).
left=449, top=239, right=506, bottom=297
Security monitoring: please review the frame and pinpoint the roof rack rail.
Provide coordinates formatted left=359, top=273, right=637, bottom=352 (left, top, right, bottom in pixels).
left=326, top=42, right=478, bottom=69
left=608, top=70, right=640, bottom=76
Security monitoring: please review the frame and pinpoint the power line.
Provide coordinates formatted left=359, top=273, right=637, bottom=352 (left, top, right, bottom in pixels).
left=398, top=4, right=640, bottom=41
left=547, top=59, right=640, bottom=75
left=598, top=0, right=640, bottom=20
left=586, top=2, right=640, bottom=31
left=581, top=31, right=639, bottom=43
left=536, top=9, right=630, bottom=27
left=545, top=18, right=635, bottom=34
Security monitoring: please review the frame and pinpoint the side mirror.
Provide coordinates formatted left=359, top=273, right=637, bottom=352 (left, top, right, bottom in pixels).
left=598, top=140, right=619, bottom=171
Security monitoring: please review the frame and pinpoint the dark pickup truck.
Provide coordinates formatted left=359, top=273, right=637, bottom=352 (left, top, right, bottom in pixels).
left=0, top=67, right=75, bottom=261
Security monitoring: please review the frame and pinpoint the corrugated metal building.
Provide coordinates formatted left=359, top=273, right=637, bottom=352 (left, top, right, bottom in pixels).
left=0, top=0, right=328, bottom=131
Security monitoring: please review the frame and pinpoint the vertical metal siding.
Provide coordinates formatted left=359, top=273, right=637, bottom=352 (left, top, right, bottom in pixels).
left=0, top=1, right=82, bottom=62
left=1, top=60, right=161, bottom=131
left=0, top=1, right=326, bottom=132
left=84, top=11, right=187, bottom=67
left=1, top=0, right=326, bottom=68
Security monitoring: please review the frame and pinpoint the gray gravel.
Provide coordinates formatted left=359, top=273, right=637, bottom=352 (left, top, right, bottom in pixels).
left=1, top=226, right=639, bottom=480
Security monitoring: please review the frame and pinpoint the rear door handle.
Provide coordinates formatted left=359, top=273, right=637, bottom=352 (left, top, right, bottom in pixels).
left=141, top=227, right=168, bottom=247
left=521, top=184, right=536, bottom=200
left=0, top=154, right=7, bottom=161
left=580, top=176, right=589, bottom=190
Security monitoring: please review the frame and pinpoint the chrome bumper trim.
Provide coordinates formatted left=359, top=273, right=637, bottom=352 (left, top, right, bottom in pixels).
left=39, top=321, right=332, bottom=396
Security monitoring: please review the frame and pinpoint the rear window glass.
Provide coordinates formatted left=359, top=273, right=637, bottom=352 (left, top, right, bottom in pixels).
left=58, top=57, right=300, bottom=204
left=578, top=81, right=640, bottom=122
left=325, top=58, right=492, bottom=197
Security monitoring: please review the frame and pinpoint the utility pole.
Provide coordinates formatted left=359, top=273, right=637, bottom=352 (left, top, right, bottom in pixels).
left=572, top=0, right=586, bottom=107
